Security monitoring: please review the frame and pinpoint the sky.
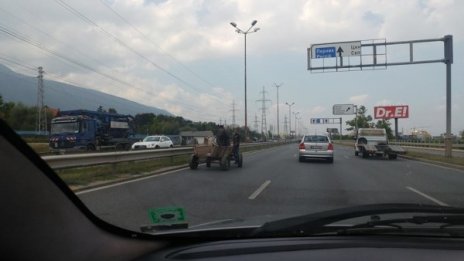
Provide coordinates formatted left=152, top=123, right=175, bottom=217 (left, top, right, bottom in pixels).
left=0, top=0, right=463, bottom=136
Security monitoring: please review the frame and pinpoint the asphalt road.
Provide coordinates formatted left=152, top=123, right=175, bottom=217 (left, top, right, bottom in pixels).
left=78, top=143, right=464, bottom=232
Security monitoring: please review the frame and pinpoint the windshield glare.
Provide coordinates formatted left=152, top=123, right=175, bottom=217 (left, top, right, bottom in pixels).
left=51, top=122, right=79, bottom=134
left=1, top=0, right=463, bottom=239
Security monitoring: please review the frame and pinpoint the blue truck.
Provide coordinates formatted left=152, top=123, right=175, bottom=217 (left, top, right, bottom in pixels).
left=49, top=110, right=135, bottom=152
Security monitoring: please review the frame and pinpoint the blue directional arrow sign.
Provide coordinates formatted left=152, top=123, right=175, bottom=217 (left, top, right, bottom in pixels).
left=314, top=47, right=336, bottom=58
left=311, top=41, right=361, bottom=59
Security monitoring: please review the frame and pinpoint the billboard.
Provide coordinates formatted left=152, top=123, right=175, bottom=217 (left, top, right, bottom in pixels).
left=374, top=105, right=409, bottom=119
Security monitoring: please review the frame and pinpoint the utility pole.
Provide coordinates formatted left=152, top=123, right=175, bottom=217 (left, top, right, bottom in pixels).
left=36, top=66, right=46, bottom=134
left=257, top=86, right=271, bottom=137
left=274, top=83, right=283, bottom=138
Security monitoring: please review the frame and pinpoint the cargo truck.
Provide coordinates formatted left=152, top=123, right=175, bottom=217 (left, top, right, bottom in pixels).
left=49, top=110, right=135, bottom=152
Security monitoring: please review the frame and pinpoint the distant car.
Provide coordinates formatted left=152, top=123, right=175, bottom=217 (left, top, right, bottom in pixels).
left=298, top=134, right=334, bottom=163
left=131, top=135, right=173, bottom=149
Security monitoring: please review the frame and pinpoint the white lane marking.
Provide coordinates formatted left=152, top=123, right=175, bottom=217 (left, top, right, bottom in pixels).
left=249, top=180, right=271, bottom=200
left=76, top=167, right=189, bottom=195
left=406, top=186, right=449, bottom=206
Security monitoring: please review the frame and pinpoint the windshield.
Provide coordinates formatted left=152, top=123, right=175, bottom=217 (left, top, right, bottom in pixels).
left=304, top=135, right=329, bottom=142
left=1, top=0, right=463, bottom=239
left=51, top=122, right=79, bottom=134
left=143, top=136, right=160, bottom=142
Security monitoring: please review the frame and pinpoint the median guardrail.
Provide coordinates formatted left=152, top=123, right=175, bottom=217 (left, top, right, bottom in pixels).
left=390, top=141, right=464, bottom=149
left=43, top=141, right=295, bottom=170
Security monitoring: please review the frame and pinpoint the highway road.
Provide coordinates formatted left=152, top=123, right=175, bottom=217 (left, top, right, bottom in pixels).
left=78, top=143, right=464, bottom=232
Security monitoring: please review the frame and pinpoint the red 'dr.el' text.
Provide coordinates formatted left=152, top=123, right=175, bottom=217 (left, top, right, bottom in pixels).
left=374, top=105, right=409, bottom=119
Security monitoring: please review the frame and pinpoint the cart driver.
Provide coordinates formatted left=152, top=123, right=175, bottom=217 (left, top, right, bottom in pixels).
left=216, top=125, right=230, bottom=147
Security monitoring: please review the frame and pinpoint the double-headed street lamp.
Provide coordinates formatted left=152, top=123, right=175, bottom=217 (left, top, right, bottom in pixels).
left=230, top=20, right=260, bottom=140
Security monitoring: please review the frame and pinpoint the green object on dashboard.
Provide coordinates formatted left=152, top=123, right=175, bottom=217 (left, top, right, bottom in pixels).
left=148, top=207, right=186, bottom=224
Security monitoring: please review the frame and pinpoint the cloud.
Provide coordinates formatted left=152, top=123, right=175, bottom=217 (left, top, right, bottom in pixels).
left=349, top=94, right=369, bottom=104
left=310, top=106, right=326, bottom=115
left=375, top=99, right=391, bottom=106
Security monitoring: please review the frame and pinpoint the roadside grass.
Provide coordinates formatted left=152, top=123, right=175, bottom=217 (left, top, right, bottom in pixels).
left=402, top=151, right=464, bottom=167
left=28, top=143, right=50, bottom=154
left=56, top=155, right=190, bottom=187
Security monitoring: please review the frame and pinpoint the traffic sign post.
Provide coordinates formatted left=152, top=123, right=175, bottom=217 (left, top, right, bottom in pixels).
left=308, top=36, right=454, bottom=158
left=310, top=117, right=343, bottom=140
left=333, top=104, right=356, bottom=115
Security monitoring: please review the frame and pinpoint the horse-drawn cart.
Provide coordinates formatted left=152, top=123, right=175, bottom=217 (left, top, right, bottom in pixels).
left=189, top=142, right=243, bottom=170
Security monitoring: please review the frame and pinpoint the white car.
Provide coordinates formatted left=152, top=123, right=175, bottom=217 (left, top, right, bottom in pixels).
left=131, top=135, right=173, bottom=149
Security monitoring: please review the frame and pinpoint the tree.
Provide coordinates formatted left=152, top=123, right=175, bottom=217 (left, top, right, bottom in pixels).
left=375, top=119, right=394, bottom=139
left=0, top=95, right=15, bottom=119
left=345, top=105, right=374, bottom=132
left=97, top=105, right=105, bottom=112
left=7, top=103, right=37, bottom=130
left=108, top=108, right=117, bottom=114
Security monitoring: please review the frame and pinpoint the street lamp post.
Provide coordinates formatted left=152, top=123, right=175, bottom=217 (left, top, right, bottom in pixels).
left=285, top=102, right=295, bottom=136
left=230, top=20, right=260, bottom=140
left=293, top=112, right=300, bottom=137
left=274, top=83, right=283, bottom=138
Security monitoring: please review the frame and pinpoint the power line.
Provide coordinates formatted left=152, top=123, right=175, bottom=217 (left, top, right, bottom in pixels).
left=0, top=6, right=109, bottom=73
left=98, top=0, right=217, bottom=88
left=0, top=24, right=133, bottom=87
left=54, top=0, right=223, bottom=104
left=0, top=3, right=227, bottom=121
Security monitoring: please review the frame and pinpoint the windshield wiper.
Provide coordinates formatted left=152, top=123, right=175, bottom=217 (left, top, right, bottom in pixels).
left=251, top=204, right=464, bottom=237
left=336, top=214, right=464, bottom=236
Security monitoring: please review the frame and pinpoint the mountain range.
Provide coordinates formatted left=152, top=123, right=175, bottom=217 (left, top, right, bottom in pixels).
left=0, top=64, right=171, bottom=116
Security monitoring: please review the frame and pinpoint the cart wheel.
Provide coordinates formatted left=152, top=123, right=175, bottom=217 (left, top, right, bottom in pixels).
left=189, top=155, right=199, bottom=170
left=238, top=153, right=243, bottom=168
left=206, top=157, right=211, bottom=168
left=220, top=155, right=230, bottom=170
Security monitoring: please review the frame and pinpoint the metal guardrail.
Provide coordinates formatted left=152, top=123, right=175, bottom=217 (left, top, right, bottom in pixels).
left=333, top=140, right=463, bottom=149
left=43, top=141, right=295, bottom=170
left=390, top=141, right=464, bottom=149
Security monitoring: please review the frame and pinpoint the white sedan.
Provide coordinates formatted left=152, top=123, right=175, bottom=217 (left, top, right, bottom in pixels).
left=131, top=135, right=173, bottom=149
